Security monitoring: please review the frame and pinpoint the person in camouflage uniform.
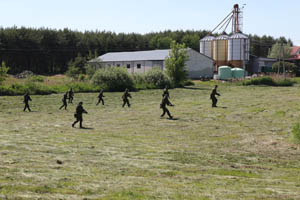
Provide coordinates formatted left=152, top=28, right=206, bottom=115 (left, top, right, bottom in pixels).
left=23, top=92, right=32, bottom=112
left=59, top=92, right=68, bottom=110
left=68, top=88, right=74, bottom=104
left=72, top=102, right=88, bottom=128
left=96, top=89, right=105, bottom=106
left=160, top=94, right=174, bottom=119
left=162, top=86, right=170, bottom=99
left=122, top=88, right=132, bottom=107
left=210, top=85, right=220, bottom=107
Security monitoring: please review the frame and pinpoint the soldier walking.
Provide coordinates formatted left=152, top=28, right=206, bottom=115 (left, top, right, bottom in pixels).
left=23, top=92, right=32, bottom=112
left=160, top=95, right=174, bottom=119
left=210, top=85, right=221, bottom=107
left=96, top=89, right=105, bottom=106
left=162, top=86, right=170, bottom=99
left=68, top=88, right=74, bottom=104
left=59, top=92, right=68, bottom=110
left=72, top=102, right=88, bottom=128
left=122, top=88, right=132, bottom=107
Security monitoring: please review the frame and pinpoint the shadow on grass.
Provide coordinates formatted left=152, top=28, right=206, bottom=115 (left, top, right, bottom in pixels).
left=167, top=117, right=180, bottom=121
left=80, top=127, right=94, bottom=130
left=72, top=127, right=94, bottom=130
left=212, top=106, right=228, bottom=109
left=183, top=87, right=210, bottom=91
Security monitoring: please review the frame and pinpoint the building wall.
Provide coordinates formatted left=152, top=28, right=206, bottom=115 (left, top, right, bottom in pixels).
left=186, top=49, right=214, bottom=78
left=90, top=50, right=214, bottom=79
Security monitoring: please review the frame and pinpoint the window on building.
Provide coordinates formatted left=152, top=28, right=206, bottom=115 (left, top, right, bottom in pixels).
left=127, top=64, right=131, bottom=69
left=137, top=64, right=141, bottom=69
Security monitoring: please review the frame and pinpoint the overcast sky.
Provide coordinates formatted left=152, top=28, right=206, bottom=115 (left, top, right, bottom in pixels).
left=0, top=0, right=299, bottom=45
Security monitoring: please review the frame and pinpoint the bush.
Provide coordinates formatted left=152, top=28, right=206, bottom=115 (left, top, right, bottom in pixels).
left=78, top=74, right=86, bottom=81
left=65, top=65, right=81, bottom=79
left=276, top=78, right=295, bottom=86
left=144, top=67, right=171, bottom=89
left=132, top=73, right=147, bottom=89
left=0, top=61, right=9, bottom=84
left=66, top=82, right=99, bottom=93
left=92, top=67, right=134, bottom=91
left=243, top=77, right=295, bottom=87
left=292, top=123, right=300, bottom=143
left=85, top=64, right=98, bottom=79
left=243, top=77, right=275, bottom=86
left=29, top=75, right=45, bottom=82
left=183, top=80, right=195, bottom=86
left=25, top=82, right=56, bottom=95
left=272, top=61, right=299, bottom=76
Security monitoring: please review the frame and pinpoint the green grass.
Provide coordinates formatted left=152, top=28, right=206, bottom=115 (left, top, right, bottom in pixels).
left=0, top=84, right=300, bottom=199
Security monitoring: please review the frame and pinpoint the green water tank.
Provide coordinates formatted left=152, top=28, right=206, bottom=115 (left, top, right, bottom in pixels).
left=218, top=66, right=232, bottom=80
left=231, top=68, right=245, bottom=79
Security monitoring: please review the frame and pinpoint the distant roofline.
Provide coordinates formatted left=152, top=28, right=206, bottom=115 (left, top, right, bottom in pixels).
left=88, top=48, right=214, bottom=62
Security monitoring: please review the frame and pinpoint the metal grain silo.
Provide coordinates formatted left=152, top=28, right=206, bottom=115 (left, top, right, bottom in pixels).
left=228, top=33, right=250, bottom=68
left=213, top=34, right=229, bottom=70
left=200, top=36, right=215, bottom=58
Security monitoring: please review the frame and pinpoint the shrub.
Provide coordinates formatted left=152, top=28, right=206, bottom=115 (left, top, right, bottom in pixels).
left=243, top=77, right=275, bottom=86
left=85, top=64, right=99, bottom=79
left=0, top=85, right=16, bottom=95
left=65, top=65, right=81, bottom=79
left=243, top=77, right=295, bottom=87
left=66, top=82, right=99, bottom=93
left=92, top=67, right=134, bottom=91
left=144, top=67, right=171, bottom=89
left=25, top=82, right=56, bottom=95
left=0, top=61, right=9, bottom=84
left=29, top=75, right=45, bottom=82
left=183, top=80, right=195, bottom=86
left=132, top=73, right=147, bottom=89
left=276, top=78, right=295, bottom=86
left=292, top=123, right=300, bottom=143
left=272, top=61, right=299, bottom=76
left=78, top=74, right=86, bottom=81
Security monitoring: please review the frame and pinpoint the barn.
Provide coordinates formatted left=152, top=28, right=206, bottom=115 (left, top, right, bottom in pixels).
left=88, top=49, right=214, bottom=79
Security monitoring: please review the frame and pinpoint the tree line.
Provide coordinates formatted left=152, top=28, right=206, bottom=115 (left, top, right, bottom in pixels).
left=0, top=26, right=293, bottom=75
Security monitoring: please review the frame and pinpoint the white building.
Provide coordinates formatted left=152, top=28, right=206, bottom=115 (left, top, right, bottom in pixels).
left=88, top=49, right=214, bottom=79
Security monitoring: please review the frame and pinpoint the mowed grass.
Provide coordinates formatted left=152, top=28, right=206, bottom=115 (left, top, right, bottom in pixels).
left=1, top=84, right=300, bottom=199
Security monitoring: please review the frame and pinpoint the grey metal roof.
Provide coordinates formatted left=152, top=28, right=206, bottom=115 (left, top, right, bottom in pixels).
left=229, top=33, right=249, bottom=39
left=215, top=35, right=229, bottom=40
left=96, top=49, right=171, bottom=62
left=200, top=36, right=215, bottom=41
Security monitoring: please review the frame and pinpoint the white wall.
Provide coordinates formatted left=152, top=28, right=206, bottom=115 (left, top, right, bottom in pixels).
left=185, top=49, right=214, bottom=78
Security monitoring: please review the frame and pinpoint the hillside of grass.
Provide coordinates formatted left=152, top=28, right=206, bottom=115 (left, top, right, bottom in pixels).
left=0, top=84, right=300, bottom=199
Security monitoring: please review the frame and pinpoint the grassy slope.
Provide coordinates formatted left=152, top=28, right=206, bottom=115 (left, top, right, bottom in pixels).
left=0, top=84, right=300, bottom=199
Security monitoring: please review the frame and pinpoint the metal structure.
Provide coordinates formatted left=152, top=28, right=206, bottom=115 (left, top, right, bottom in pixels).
left=213, top=34, right=228, bottom=71
left=201, top=4, right=249, bottom=71
left=228, top=33, right=250, bottom=68
left=200, top=35, right=215, bottom=58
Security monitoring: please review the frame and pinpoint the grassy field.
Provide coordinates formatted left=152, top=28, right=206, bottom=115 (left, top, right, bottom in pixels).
left=0, top=83, right=300, bottom=199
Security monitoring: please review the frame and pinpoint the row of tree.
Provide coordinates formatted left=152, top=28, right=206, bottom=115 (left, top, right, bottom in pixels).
left=0, top=27, right=293, bottom=75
